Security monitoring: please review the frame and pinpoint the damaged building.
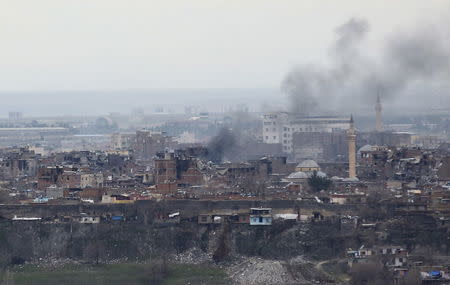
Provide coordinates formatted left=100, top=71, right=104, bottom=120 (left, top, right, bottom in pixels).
left=0, top=147, right=41, bottom=179
left=134, top=130, right=177, bottom=160
left=154, top=148, right=209, bottom=192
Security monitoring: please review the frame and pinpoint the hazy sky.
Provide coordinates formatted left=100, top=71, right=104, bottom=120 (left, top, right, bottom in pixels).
left=1, top=0, right=449, bottom=91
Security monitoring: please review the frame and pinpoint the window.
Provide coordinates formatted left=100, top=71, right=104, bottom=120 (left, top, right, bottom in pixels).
left=266, top=128, right=269, bottom=132
left=273, top=136, right=276, bottom=139
left=265, top=136, right=268, bottom=139
left=201, top=216, right=207, bottom=222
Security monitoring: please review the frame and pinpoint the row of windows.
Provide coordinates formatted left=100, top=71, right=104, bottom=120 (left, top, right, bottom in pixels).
left=268, top=126, right=330, bottom=134
left=282, top=126, right=321, bottom=132
left=264, top=136, right=277, bottom=140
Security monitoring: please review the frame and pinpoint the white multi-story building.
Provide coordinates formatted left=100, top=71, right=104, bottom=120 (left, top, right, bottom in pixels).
left=262, top=112, right=289, bottom=144
left=262, top=112, right=350, bottom=154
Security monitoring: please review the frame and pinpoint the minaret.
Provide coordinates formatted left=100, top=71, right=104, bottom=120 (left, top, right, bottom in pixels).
left=347, top=115, right=357, bottom=179
left=375, top=94, right=383, bottom=132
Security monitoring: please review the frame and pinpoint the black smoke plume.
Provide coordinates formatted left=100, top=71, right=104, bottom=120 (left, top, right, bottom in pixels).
left=282, top=18, right=450, bottom=114
left=207, top=128, right=237, bottom=163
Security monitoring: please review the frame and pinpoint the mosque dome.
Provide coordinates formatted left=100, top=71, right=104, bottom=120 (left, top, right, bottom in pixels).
left=287, top=171, right=308, bottom=179
left=296, top=160, right=319, bottom=169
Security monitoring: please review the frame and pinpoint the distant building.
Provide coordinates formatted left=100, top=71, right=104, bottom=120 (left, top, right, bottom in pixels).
left=292, top=130, right=348, bottom=162
left=177, top=131, right=197, bottom=144
left=347, top=245, right=408, bottom=268
left=357, top=131, right=412, bottom=147
left=101, top=194, right=134, bottom=204
left=262, top=112, right=350, bottom=155
left=77, top=214, right=100, bottom=224
left=0, top=147, right=40, bottom=179
left=347, top=116, right=357, bottom=179
left=37, top=166, right=64, bottom=190
left=111, top=133, right=136, bottom=150
left=295, top=159, right=320, bottom=172
left=285, top=160, right=327, bottom=184
left=37, top=166, right=103, bottom=190
left=154, top=150, right=205, bottom=188
left=250, top=208, right=272, bottom=225
left=58, top=171, right=104, bottom=189
left=262, top=112, right=289, bottom=145
left=8, top=112, right=23, bottom=122
left=45, top=186, right=64, bottom=199
left=359, top=145, right=390, bottom=166
left=134, top=130, right=176, bottom=159
left=412, top=135, right=443, bottom=149
left=437, top=157, right=450, bottom=186
left=330, top=193, right=366, bottom=204
left=285, top=171, right=309, bottom=183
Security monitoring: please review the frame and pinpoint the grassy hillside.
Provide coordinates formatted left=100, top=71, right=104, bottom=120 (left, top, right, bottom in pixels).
left=0, top=263, right=229, bottom=285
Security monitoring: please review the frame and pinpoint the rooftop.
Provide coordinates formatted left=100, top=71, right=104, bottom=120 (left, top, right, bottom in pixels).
left=297, top=160, right=319, bottom=168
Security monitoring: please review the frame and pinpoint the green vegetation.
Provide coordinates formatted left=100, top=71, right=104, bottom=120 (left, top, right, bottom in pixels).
left=307, top=171, right=332, bottom=192
left=165, top=264, right=229, bottom=285
left=0, top=262, right=229, bottom=285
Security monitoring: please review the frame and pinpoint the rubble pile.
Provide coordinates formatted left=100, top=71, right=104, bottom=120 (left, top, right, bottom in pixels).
left=170, top=247, right=212, bottom=264
left=227, top=257, right=298, bottom=285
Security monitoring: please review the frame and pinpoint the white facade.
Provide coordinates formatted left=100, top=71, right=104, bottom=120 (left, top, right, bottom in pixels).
left=78, top=216, right=100, bottom=224
left=262, top=112, right=288, bottom=145
left=262, top=112, right=350, bottom=154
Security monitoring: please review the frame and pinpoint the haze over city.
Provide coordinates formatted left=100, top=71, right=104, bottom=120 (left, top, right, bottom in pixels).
left=1, top=0, right=449, bottom=116
left=0, top=1, right=449, bottom=285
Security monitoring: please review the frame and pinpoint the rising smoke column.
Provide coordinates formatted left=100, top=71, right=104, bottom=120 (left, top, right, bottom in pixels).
left=282, top=18, right=450, bottom=114
left=207, top=128, right=237, bottom=163
left=282, top=18, right=369, bottom=115
left=380, top=27, right=450, bottom=96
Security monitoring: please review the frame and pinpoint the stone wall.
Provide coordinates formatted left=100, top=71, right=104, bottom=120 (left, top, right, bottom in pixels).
left=0, top=200, right=357, bottom=221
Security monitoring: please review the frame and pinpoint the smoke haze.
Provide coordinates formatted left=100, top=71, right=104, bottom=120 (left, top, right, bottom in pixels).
left=282, top=18, right=450, bottom=115
left=207, top=128, right=237, bottom=163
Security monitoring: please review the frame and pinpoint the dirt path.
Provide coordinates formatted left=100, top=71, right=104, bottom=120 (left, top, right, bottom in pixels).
left=314, top=258, right=350, bottom=283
